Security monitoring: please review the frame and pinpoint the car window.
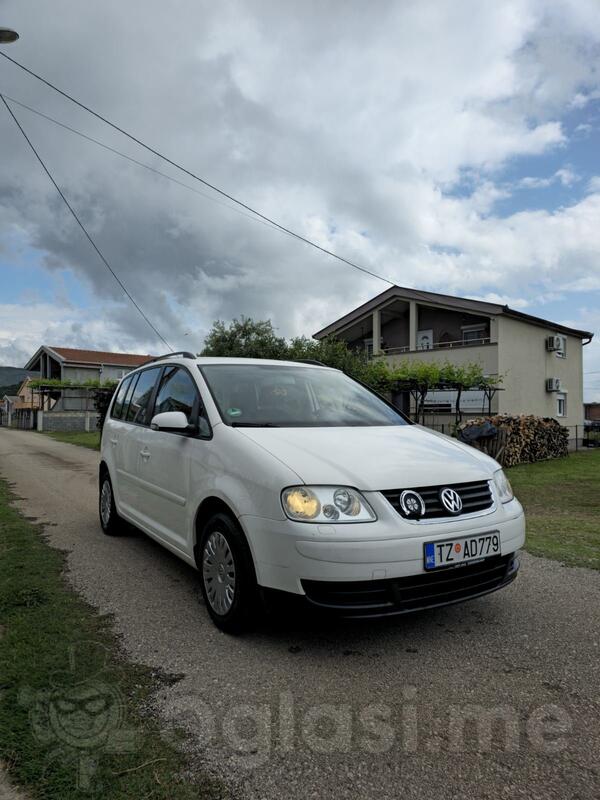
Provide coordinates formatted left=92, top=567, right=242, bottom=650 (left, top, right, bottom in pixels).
left=153, top=367, right=199, bottom=423
left=201, top=364, right=408, bottom=427
left=120, top=373, right=139, bottom=421
left=125, top=367, right=161, bottom=425
left=111, top=374, right=133, bottom=419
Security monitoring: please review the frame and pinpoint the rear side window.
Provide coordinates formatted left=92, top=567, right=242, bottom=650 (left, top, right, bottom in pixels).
left=125, top=367, right=161, bottom=425
left=153, top=367, right=199, bottom=422
left=111, top=374, right=133, bottom=420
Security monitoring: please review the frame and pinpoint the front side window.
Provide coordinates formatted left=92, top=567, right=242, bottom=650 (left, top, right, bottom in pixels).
left=125, top=367, right=161, bottom=425
left=111, top=375, right=133, bottom=419
left=201, top=364, right=409, bottom=428
left=153, top=367, right=199, bottom=423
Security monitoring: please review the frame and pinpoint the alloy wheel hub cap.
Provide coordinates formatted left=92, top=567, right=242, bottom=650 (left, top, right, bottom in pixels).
left=203, top=531, right=236, bottom=615
left=100, top=481, right=111, bottom=525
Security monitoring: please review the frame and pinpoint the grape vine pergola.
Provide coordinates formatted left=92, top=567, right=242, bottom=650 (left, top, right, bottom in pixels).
left=393, top=379, right=502, bottom=425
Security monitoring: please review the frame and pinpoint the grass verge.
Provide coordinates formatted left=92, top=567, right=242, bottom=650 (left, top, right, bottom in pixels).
left=0, top=478, right=226, bottom=799
left=507, top=450, right=600, bottom=570
left=40, top=431, right=101, bottom=451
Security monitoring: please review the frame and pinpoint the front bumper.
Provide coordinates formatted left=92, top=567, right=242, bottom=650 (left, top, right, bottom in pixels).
left=240, top=495, right=526, bottom=597
left=299, top=552, right=520, bottom=618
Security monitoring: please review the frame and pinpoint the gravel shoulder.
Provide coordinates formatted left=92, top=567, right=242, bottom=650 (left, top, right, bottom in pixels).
left=1, top=428, right=599, bottom=800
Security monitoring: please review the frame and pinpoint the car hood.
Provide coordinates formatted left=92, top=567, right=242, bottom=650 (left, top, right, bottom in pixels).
left=237, top=424, right=498, bottom=491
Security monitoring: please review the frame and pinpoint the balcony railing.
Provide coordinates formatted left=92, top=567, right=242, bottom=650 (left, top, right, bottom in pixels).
left=380, top=337, right=492, bottom=356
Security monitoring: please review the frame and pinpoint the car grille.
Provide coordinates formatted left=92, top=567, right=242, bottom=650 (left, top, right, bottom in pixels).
left=382, top=480, right=493, bottom=520
left=301, top=554, right=517, bottom=617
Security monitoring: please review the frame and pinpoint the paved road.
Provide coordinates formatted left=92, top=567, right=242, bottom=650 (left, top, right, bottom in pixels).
left=1, top=428, right=599, bottom=799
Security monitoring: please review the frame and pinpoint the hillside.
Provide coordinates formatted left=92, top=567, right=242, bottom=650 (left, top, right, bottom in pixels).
left=0, top=367, right=38, bottom=397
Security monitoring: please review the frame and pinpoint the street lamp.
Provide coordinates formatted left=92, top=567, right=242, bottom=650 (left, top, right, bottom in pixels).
left=0, top=28, right=19, bottom=44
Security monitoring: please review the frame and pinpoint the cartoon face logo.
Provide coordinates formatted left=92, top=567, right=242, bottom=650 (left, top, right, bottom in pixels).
left=48, top=680, right=124, bottom=750
left=19, top=644, right=137, bottom=791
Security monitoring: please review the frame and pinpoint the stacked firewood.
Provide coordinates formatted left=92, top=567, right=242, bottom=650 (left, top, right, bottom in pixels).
left=458, top=415, right=569, bottom=467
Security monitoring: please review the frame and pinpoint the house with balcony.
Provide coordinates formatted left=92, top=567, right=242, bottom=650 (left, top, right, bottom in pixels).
left=22, top=346, right=154, bottom=430
left=313, top=286, right=593, bottom=434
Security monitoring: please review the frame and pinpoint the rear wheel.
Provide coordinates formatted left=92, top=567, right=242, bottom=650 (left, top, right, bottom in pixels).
left=99, top=472, right=123, bottom=536
left=198, top=512, right=259, bottom=634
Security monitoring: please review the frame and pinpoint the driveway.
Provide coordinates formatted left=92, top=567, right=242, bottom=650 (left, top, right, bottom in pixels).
left=1, top=428, right=599, bottom=799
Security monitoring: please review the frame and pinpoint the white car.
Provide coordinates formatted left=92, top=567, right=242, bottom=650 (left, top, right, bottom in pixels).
left=99, top=353, right=525, bottom=632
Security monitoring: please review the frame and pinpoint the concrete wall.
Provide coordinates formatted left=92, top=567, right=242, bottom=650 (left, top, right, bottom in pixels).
left=417, top=307, right=490, bottom=343
left=62, top=365, right=102, bottom=382
left=496, top=316, right=584, bottom=429
left=62, top=364, right=130, bottom=382
left=384, top=341, right=499, bottom=376
left=381, top=315, right=409, bottom=349
left=37, top=411, right=99, bottom=432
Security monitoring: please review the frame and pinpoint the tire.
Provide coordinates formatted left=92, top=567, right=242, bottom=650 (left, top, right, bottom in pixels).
left=198, top=512, right=259, bottom=634
left=99, top=472, right=123, bottom=536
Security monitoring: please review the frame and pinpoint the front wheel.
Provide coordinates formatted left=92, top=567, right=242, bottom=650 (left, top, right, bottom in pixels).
left=99, top=472, right=123, bottom=536
left=198, top=512, right=259, bottom=634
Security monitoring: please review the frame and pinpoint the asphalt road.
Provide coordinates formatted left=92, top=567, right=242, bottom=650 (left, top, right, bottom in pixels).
left=1, top=428, right=599, bottom=799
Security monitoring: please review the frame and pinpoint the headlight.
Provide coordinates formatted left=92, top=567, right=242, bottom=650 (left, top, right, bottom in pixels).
left=493, top=469, right=514, bottom=503
left=281, top=486, right=377, bottom=523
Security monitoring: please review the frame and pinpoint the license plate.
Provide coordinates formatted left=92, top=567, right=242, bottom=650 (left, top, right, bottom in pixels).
left=424, top=532, right=501, bottom=570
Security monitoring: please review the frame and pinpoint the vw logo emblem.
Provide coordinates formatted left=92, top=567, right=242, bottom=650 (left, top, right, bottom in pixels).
left=399, top=490, right=425, bottom=519
left=440, top=487, right=462, bottom=515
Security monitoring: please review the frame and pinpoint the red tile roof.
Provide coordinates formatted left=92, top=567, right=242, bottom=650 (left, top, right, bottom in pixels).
left=49, top=347, right=155, bottom=366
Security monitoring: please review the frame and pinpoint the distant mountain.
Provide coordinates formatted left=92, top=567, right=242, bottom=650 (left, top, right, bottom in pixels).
left=0, top=366, right=38, bottom=396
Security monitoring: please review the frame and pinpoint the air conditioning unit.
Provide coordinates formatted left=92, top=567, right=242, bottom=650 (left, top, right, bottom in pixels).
left=546, top=335, right=562, bottom=352
left=546, top=377, right=561, bottom=392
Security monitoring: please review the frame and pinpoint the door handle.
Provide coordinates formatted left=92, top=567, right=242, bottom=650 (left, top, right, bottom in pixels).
left=140, top=449, right=151, bottom=461
left=110, top=438, right=118, bottom=447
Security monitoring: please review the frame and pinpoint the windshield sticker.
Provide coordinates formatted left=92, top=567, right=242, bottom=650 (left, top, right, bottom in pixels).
left=227, top=407, right=242, bottom=417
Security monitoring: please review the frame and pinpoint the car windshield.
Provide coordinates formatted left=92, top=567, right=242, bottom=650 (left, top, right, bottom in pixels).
left=200, top=363, right=408, bottom=428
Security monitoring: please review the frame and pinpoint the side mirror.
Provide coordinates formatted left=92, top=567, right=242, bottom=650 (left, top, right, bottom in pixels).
left=150, top=411, right=196, bottom=434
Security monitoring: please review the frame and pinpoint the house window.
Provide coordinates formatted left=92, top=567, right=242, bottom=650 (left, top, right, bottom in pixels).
left=556, top=335, right=567, bottom=358
left=556, top=393, right=567, bottom=418
left=364, top=338, right=383, bottom=358
left=462, top=324, right=487, bottom=344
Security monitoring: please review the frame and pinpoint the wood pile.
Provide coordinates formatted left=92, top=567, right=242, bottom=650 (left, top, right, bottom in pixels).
left=458, top=415, right=569, bottom=467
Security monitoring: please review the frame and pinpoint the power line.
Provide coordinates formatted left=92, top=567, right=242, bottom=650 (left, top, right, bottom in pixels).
left=1, top=93, right=294, bottom=237
left=0, top=93, right=173, bottom=350
left=0, top=51, right=397, bottom=288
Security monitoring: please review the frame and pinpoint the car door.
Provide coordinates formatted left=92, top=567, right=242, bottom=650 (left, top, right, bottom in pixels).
left=135, top=366, right=207, bottom=552
left=117, top=366, right=162, bottom=520
left=106, top=372, right=139, bottom=513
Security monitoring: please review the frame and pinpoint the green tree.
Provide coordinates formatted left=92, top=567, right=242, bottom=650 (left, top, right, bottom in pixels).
left=200, top=317, right=288, bottom=360
left=199, top=318, right=502, bottom=422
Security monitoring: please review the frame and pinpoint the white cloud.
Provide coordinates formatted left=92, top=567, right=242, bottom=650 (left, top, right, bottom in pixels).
left=518, top=167, right=579, bottom=189
left=0, top=0, right=599, bottom=361
left=587, top=176, right=600, bottom=193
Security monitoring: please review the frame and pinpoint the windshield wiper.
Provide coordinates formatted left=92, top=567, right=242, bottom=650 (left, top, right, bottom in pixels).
left=231, top=422, right=281, bottom=427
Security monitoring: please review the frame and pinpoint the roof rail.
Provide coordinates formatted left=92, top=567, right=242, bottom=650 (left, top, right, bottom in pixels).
left=145, top=351, right=196, bottom=363
left=295, top=359, right=326, bottom=366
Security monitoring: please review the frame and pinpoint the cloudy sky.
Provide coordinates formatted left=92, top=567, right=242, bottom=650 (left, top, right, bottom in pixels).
left=1, top=0, right=599, bottom=398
